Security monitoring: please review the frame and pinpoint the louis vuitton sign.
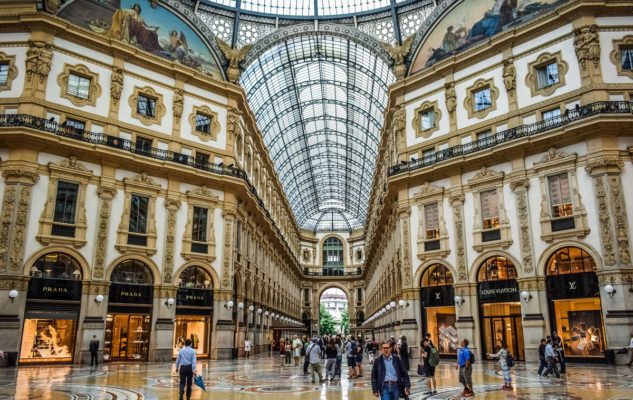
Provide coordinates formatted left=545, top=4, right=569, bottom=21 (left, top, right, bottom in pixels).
left=478, top=280, right=520, bottom=303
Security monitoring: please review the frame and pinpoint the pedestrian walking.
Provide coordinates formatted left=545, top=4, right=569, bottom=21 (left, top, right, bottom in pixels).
left=244, top=337, right=252, bottom=358
left=325, top=341, right=337, bottom=382
left=356, top=338, right=364, bottom=378
left=292, top=335, right=303, bottom=366
left=488, top=340, right=512, bottom=390
left=456, top=338, right=474, bottom=397
left=175, top=339, right=197, bottom=400
left=627, top=334, right=633, bottom=367
left=303, top=338, right=310, bottom=374
left=371, top=341, right=411, bottom=400
left=399, top=336, right=410, bottom=371
left=537, top=339, right=547, bottom=375
left=284, top=338, right=292, bottom=365
left=306, top=337, right=323, bottom=384
left=421, top=337, right=438, bottom=395
left=89, top=335, right=99, bottom=367
left=552, top=331, right=565, bottom=373
left=542, top=337, right=560, bottom=378
left=335, top=336, right=343, bottom=381
left=345, top=336, right=358, bottom=379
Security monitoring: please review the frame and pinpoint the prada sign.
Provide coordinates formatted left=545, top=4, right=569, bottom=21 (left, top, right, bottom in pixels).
left=177, top=288, right=213, bottom=308
left=421, top=285, right=454, bottom=307
left=109, top=283, right=153, bottom=305
left=478, top=280, right=520, bottom=303
left=27, top=278, right=82, bottom=301
left=546, top=272, right=599, bottom=300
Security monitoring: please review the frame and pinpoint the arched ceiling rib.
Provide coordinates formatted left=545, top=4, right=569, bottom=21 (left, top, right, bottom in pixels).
left=240, top=33, right=394, bottom=232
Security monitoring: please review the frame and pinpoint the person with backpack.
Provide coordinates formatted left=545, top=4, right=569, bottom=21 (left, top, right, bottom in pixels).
left=345, top=336, right=358, bottom=379
left=456, top=338, right=474, bottom=397
left=325, top=341, right=338, bottom=382
left=537, top=338, right=547, bottom=376
left=306, top=337, right=324, bottom=384
left=421, top=337, right=439, bottom=395
left=487, top=340, right=513, bottom=390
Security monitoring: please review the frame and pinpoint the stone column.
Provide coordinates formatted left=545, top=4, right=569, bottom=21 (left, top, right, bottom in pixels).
left=517, top=277, right=548, bottom=362
left=151, top=286, right=177, bottom=362
left=92, top=182, right=117, bottom=280
left=586, top=156, right=633, bottom=363
left=77, top=281, right=109, bottom=364
left=453, top=283, right=479, bottom=358
left=162, top=198, right=181, bottom=285
left=212, top=289, right=236, bottom=359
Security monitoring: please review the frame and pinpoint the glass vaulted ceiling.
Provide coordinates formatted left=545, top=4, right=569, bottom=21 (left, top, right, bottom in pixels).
left=207, top=0, right=414, bottom=17
left=241, top=34, right=394, bottom=232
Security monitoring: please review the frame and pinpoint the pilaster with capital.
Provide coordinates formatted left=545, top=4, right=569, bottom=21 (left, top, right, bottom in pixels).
left=510, top=178, right=535, bottom=275
left=92, top=184, right=117, bottom=279
left=398, top=209, right=413, bottom=288
left=221, top=208, right=237, bottom=289
left=162, top=198, right=181, bottom=284
left=0, top=167, right=39, bottom=274
left=449, top=192, right=468, bottom=282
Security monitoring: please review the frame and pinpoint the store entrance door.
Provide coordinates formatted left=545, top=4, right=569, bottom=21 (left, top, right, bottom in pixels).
left=481, top=303, right=524, bottom=361
left=104, top=313, right=150, bottom=361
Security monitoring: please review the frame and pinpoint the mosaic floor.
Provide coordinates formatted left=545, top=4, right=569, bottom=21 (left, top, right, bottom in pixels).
left=2, top=354, right=633, bottom=399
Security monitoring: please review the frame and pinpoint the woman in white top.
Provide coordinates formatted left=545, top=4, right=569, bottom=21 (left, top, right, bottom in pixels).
left=488, top=340, right=512, bottom=390
left=244, top=338, right=251, bottom=358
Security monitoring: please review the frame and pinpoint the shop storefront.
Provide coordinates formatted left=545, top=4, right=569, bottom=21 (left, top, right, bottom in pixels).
left=19, top=253, right=83, bottom=364
left=477, top=256, right=524, bottom=361
left=174, top=266, right=213, bottom=358
left=546, top=246, right=604, bottom=360
left=104, top=260, right=153, bottom=361
left=420, top=264, right=457, bottom=356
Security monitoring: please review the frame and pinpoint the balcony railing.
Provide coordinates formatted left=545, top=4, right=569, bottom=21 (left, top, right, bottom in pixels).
left=388, top=101, right=633, bottom=177
left=303, top=267, right=363, bottom=276
left=0, top=113, right=300, bottom=266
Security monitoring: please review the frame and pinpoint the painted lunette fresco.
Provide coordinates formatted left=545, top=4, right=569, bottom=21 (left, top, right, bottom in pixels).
left=57, top=0, right=223, bottom=79
left=410, top=0, right=568, bottom=73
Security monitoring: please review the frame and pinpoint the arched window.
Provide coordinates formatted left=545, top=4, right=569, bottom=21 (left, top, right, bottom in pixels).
left=178, top=266, right=212, bottom=289
left=30, top=252, right=82, bottom=280
left=111, top=259, right=153, bottom=285
left=421, top=264, right=453, bottom=287
left=322, top=237, right=344, bottom=275
left=546, top=247, right=596, bottom=275
left=477, top=256, right=517, bottom=282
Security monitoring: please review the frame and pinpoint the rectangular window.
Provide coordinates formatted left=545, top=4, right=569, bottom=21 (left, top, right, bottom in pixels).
left=135, top=136, right=152, bottom=155
left=536, top=62, right=559, bottom=89
left=137, top=94, right=156, bottom=118
left=621, top=48, right=633, bottom=70
left=195, top=112, right=212, bottom=134
left=542, top=108, right=561, bottom=121
left=192, top=206, right=208, bottom=242
left=480, top=189, right=500, bottom=229
left=419, top=108, right=436, bottom=131
left=474, top=87, right=492, bottom=111
left=67, top=73, right=91, bottom=99
left=53, top=181, right=79, bottom=224
left=0, top=63, right=8, bottom=85
left=548, top=173, right=573, bottom=218
left=194, top=152, right=209, bottom=168
left=64, top=118, right=85, bottom=134
left=128, top=195, right=149, bottom=234
left=424, top=203, right=440, bottom=240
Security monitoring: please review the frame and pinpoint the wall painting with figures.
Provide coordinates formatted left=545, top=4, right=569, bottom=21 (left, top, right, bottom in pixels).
left=57, top=0, right=223, bottom=80
left=410, top=0, right=568, bottom=74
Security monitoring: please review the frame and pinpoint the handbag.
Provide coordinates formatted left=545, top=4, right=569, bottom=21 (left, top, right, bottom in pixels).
left=417, top=362, right=425, bottom=376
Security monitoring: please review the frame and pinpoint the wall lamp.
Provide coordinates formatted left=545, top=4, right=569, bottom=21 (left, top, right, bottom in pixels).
left=224, top=300, right=234, bottom=310
left=248, top=305, right=255, bottom=313
left=237, top=302, right=244, bottom=310
left=520, top=290, right=533, bottom=303
left=398, top=299, right=409, bottom=309
left=605, top=283, right=616, bottom=300
left=454, top=295, right=465, bottom=306
left=95, top=294, right=104, bottom=306
left=165, top=297, right=175, bottom=309
left=8, top=289, right=18, bottom=304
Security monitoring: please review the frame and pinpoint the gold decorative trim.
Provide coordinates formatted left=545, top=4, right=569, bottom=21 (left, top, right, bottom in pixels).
left=57, top=63, right=102, bottom=107
left=609, top=35, right=633, bottom=79
left=412, top=100, right=442, bottom=138
left=0, top=52, right=18, bottom=92
left=128, top=86, right=165, bottom=126
left=525, top=51, right=568, bottom=97
left=464, top=78, right=499, bottom=119
left=188, top=105, right=220, bottom=142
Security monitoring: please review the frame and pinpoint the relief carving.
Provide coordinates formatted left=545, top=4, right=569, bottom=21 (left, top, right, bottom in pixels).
left=573, top=25, right=600, bottom=70
left=381, top=35, right=414, bottom=80
left=173, top=88, right=184, bottom=121
left=0, top=186, right=17, bottom=273
left=93, top=185, right=116, bottom=279
left=445, top=83, right=457, bottom=114
left=162, top=199, right=181, bottom=283
left=25, top=40, right=53, bottom=83
left=502, top=59, right=516, bottom=92
left=514, top=187, right=534, bottom=274
left=594, top=176, right=616, bottom=266
left=608, top=176, right=631, bottom=265
left=450, top=195, right=467, bottom=281
left=222, top=221, right=232, bottom=288
left=110, top=67, right=124, bottom=106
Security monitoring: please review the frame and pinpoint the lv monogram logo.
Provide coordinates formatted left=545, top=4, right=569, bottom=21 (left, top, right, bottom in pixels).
left=568, top=281, right=577, bottom=290
left=434, top=292, right=441, bottom=300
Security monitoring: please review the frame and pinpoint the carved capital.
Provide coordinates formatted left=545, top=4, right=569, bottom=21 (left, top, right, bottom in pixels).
left=585, top=157, right=624, bottom=176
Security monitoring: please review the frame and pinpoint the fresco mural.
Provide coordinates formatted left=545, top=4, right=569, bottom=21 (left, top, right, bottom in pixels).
left=57, top=0, right=223, bottom=79
left=410, top=0, right=568, bottom=73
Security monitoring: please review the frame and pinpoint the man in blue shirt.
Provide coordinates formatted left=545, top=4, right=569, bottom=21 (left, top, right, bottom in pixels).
left=175, top=339, right=197, bottom=400
left=371, top=341, right=410, bottom=400
left=456, top=338, right=474, bottom=397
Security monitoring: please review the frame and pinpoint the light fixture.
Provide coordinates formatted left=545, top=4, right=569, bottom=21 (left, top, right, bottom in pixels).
left=95, top=294, right=104, bottom=306
left=257, top=308, right=262, bottom=314
left=165, top=297, right=175, bottom=309
left=248, top=305, right=255, bottom=312
left=520, top=290, right=532, bottom=303
left=381, top=307, right=387, bottom=313
left=398, top=299, right=405, bottom=307
left=224, top=300, right=234, bottom=310
left=8, top=289, right=18, bottom=303
left=605, top=284, right=616, bottom=299
left=454, top=295, right=464, bottom=306
left=386, top=304, right=391, bottom=311
left=389, top=301, right=396, bottom=309
left=237, top=302, right=244, bottom=310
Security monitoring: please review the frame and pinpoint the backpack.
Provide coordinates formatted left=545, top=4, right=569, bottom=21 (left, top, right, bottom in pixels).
left=428, top=347, right=440, bottom=367
left=506, top=353, right=514, bottom=368
left=469, top=350, right=475, bottom=364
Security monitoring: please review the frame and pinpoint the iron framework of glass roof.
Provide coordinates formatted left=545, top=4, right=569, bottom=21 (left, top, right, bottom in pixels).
left=240, top=33, right=394, bottom=232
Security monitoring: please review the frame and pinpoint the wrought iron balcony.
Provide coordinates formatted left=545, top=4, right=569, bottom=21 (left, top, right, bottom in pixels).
left=388, top=101, right=633, bottom=177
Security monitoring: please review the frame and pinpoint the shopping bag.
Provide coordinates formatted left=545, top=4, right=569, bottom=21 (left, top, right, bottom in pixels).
left=193, top=375, right=206, bottom=391
left=417, top=363, right=425, bottom=376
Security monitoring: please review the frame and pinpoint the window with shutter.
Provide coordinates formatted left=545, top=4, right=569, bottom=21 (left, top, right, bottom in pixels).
left=480, top=189, right=500, bottom=229
left=548, top=173, right=573, bottom=217
left=424, top=203, right=440, bottom=239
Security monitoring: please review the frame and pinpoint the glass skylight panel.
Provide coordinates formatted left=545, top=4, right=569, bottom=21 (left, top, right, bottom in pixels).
left=239, top=0, right=314, bottom=16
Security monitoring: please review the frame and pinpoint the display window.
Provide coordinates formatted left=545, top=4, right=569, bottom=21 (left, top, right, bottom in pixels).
left=425, top=306, right=457, bottom=355
left=477, top=257, right=524, bottom=361
left=104, top=314, right=151, bottom=361
left=173, top=316, right=210, bottom=357
left=420, top=264, right=457, bottom=355
left=19, top=319, right=76, bottom=363
left=546, top=246, right=604, bottom=359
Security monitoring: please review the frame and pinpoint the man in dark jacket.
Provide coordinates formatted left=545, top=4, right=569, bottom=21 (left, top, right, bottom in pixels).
left=89, top=335, right=99, bottom=367
left=371, top=341, right=411, bottom=400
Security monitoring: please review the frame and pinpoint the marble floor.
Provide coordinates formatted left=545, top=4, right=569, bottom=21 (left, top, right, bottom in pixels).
left=2, top=354, right=633, bottom=399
